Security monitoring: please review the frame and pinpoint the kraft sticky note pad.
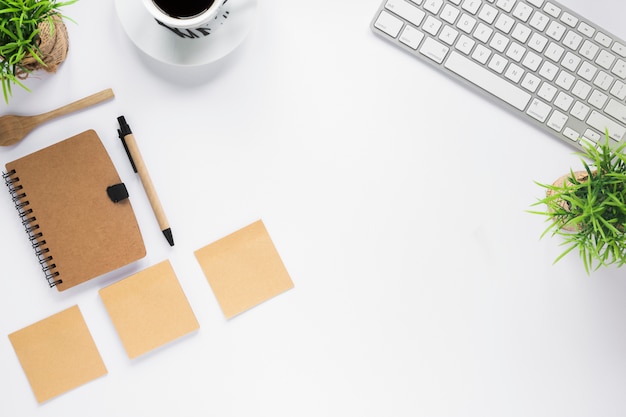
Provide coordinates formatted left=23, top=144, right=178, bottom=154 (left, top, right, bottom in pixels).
left=8, top=305, right=107, bottom=403
left=99, top=260, right=199, bottom=359
left=194, top=220, right=294, bottom=319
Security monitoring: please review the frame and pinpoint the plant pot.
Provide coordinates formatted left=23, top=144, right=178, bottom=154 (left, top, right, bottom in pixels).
left=17, top=14, right=69, bottom=79
left=546, top=170, right=592, bottom=232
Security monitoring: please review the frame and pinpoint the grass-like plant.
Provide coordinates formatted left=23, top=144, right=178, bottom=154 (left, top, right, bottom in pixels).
left=530, top=132, right=626, bottom=273
left=0, top=0, right=76, bottom=103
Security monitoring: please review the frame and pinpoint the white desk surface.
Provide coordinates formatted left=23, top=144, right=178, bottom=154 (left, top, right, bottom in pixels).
left=1, top=0, right=626, bottom=415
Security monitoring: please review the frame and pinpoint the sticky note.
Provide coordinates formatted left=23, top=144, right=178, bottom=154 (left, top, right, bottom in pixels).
left=194, top=220, right=294, bottom=319
left=99, top=260, right=199, bottom=359
left=8, top=305, right=107, bottom=403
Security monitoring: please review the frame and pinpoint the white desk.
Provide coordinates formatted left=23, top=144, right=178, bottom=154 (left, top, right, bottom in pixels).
left=1, top=0, right=625, bottom=415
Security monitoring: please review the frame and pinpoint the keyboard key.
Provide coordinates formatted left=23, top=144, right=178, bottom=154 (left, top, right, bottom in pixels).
left=589, top=90, right=608, bottom=108
left=548, top=110, right=568, bottom=132
left=458, top=13, right=477, bottom=33
left=512, top=23, right=532, bottom=43
left=478, top=4, right=498, bottom=24
left=439, top=25, right=459, bottom=45
left=555, top=70, right=575, bottom=90
left=529, top=11, right=550, bottom=32
left=423, top=16, right=443, bottom=36
left=613, top=43, right=626, bottom=58
left=423, top=0, right=443, bottom=14
left=461, top=0, right=480, bottom=15
left=494, top=13, right=515, bottom=33
left=445, top=51, right=532, bottom=110
left=528, top=33, right=548, bottom=53
left=563, top=31, right=582, bottom=50
left=561, top=52, right=581, bottom=72
left=610, top=80, right=626, bottom=100
left=583, top=129, right=602, bottom=143
left=506, top=42, right=526, bottom=62
left=455, top=34, right=475, bottom=55
left=472, top=44, right=491, bottom=64
left=375, top=11, right=404, bottom=37
left=554, top=91, right=574, bottom=111
left=587, top=110, right=626, bottom=141
left=572, top=80, right=592, bottom=100
left=527, top=0, right=544, bottom=7
left=513, top=3, right=533, bottom=22
left=521, top=73, right=541, bottom=92
left=495, top=0, right=515, bottom=13
left=522, top=51, right=542, bottom=71
left=570, top=101, right=590, bottom=120
left=596, top=50, right=616, bottom=70
left=488, top=54, right=508, bottom=74
left=546, top=21, right=566, bottom=41
left=505, top=63, right=525, bottom=83
left=441, top=4, right=460, bottom=24
left=579, top=40, right=599, bottom=60
left=544, top=42, right=564, bottom=62
left=474, top=23, right=493, bottom=43
left=605, top=99, right=626, bottom=124
left=560, top=12, right=578, bottom=28
left=543, top=2, right=561, bottom=18
left=612, top=59, right=626, bottom=79
left=538, top=83, right=558, bottom=101
left=539, top=61, right=559, bottom=81
left=385, top=0, right=425, bottom=27
left=577, top=61, right=598, bottom=81
left=563, top=127, right=580, bottom=141
left=490, top=32, right=509, bottom=53
left=595, top=32, right=612, bottom=48
left=419, top=37, right=449, bottom=63
left=578, top=22, right=595, bottom=38
left=399, top=25, right=425, bottom=49
left=527, top=98, right=552, bottom=122
left=594, top=71, right=614, bottom=91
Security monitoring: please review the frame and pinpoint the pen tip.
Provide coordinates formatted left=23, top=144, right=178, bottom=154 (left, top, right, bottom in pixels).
left=163, top=228, right=174, bottom=246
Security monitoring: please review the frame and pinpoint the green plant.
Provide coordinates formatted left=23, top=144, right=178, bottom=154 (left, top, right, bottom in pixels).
left=0, top=0, right=76, bottom=103
left=530, top=132, right=626, bottom=273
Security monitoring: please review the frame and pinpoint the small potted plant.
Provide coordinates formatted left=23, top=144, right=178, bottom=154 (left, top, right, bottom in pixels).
left=0, top=0, right=77, bottom=103
left=530, top=132, right=626, bottom=273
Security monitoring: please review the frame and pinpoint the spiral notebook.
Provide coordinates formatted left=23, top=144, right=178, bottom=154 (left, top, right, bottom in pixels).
left=2, top=130, right=146, bottom=291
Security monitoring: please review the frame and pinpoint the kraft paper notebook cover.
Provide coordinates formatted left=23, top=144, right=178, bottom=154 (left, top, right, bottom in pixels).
left=8, top=305, right=108, bottom=403
left=99, top=260, right=200, bottom=359
left=194, top=220, right=294, bottom=319
left=3, top=130, right=145, bottom=291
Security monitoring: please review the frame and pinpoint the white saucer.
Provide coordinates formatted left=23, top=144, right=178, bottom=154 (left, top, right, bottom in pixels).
left=115, top=0, right=257, bottom=66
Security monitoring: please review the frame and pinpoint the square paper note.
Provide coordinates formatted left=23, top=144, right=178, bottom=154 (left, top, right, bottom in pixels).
left=194, top=219, right=294, bottom=319
left=8, top=305, right=107, bottom=403
left=99, top=260, right=199, bottom=359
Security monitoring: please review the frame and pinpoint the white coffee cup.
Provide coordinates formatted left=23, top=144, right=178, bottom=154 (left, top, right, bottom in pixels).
left=143, top=0, right=223, bottom=29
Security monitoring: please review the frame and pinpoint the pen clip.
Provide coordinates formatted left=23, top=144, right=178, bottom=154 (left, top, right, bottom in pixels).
left=117, top=116, right=138, bottom=173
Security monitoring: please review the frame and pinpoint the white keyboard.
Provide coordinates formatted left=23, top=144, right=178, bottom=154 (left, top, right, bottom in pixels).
left=371, top=0, right=626, bottom=150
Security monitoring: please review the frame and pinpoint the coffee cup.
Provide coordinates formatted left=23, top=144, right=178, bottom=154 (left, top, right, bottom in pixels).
left=143, top=0, right=223, bottom=30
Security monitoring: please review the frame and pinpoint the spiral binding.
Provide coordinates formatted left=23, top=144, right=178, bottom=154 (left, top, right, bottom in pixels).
left=3, top=170, right=62, bottom=287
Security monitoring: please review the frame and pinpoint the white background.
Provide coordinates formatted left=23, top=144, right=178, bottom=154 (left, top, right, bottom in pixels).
left=1, top=0, right=626, bottom=415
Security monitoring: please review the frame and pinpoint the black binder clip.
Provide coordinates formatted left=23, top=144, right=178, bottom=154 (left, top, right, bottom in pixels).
left=107, top=183, right=129, bottom=203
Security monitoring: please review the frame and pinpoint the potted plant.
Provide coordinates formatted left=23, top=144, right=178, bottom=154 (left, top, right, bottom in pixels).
left=530, top=132, right=626, bottom=273
left=0, top=0, right=77, bottom=103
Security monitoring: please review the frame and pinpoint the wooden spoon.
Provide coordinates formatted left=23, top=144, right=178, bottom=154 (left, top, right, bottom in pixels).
left=0, top=88, right=115, bottom=146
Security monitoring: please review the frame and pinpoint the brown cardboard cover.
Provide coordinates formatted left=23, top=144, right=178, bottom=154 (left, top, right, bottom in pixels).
left=5, top=130, right=145, bottom=291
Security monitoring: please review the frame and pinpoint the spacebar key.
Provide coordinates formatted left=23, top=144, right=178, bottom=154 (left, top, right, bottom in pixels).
left=444, top=51, right=531, bottom=111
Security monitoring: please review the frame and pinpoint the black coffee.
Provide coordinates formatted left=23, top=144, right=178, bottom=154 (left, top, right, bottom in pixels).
left=153, top=0, right=215, bottom=19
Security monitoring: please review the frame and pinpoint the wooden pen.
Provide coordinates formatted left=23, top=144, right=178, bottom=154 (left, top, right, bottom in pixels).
left=117, top=115, right=174, bottom=246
